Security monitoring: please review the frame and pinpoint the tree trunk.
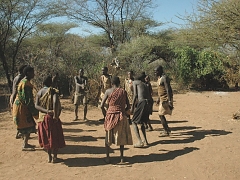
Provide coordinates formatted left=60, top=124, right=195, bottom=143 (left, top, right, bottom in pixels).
left=0, top=48, right=12, bottom=92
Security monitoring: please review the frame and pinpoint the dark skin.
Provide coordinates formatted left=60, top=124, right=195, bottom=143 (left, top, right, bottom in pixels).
left=11, top=71, right=26, bottom=139
left=22, top=69, right=35, bottom=149
left=97, top=67, right=112, bottom=120
left=154, top=67, right=172, bottom=135
left=100, top=82, right=130, bottom=164
left=145, top=76, right=153, bottom=131
left=35, top=80, right=61, bottom=163
left=124, top=71, right=134, bottom=121
left=131, top=78, right=150, bottom=146
left=74, top=69, right=88, bottom=120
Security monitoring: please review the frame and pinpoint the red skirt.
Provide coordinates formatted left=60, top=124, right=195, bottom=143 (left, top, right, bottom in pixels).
left=38, top=114, right=65, bottom=150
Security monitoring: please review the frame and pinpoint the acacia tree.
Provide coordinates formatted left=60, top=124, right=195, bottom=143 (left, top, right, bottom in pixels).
left=0, top=0, right=55, bottom=91
left=58, top=0, right=156, bottom=52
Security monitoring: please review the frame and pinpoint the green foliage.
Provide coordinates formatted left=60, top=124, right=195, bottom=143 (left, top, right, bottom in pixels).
left=174, top=47, right=198, bottom=85
left=195, top=50, right=224, bottom=78
left=173, top=47, right=226, bottom=89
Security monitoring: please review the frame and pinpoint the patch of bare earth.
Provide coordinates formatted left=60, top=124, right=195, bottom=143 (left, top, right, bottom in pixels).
left=1, top=91, right=240, bottom=180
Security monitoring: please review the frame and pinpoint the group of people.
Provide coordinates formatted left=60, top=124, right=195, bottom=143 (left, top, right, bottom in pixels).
left=10, top=64, right=173, bottom=164
left=10, top=65, right=65, bottom=163
left=73, top=65, right=174, bottom=163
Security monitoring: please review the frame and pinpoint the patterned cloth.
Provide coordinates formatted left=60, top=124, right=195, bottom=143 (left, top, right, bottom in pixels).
left=124, top=78, right=133, bottom=103
left=37, top=87, right=65, bottom=150
left=104, top=88, right=133, bottom=146
left=12, top=78, right=38, bottom=134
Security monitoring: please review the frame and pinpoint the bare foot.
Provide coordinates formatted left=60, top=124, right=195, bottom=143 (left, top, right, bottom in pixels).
left=134, top=142, right=144, bottom=148
left=48, top=156, right=52, bottom=163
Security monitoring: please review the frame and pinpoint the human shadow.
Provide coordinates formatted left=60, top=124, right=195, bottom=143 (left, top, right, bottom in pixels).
left=59, top=144, right=113, bottom=155
left=63, top=128, right=84, bottom=133
left=62, top=121, right=84, bottom=125
left=63, top=128, right=97, bottom=133
left=129, top=147, right=199, bottom=164
left=64, top=135, right=100, bottom=142
left=159, top=129, right=232, bottom=144
left=153, top=126, right=200, bottom=132
left=150, top=119, right=188, bottom=124
left=62, top=147, right=199, bottom=167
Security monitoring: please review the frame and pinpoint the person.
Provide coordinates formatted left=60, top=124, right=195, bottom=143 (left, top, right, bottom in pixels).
left=35, top=75, right=65, bottom=163
left=154, top=65, right=173, bottom=136
left=97, top=66, right=112, bottom=122
left=124, top=70, right=134, bottom=123
left=145, top=75, right=154, bottom=131
left=73, top=69, right=88, bottom=121
left=12, top=66, right=39, bottom=151
left=131, top=73, right=151, bottom=147
left=10, top=64, right=27, bottom=139
left=52, top=72, right=60, bottom=91
left=100, top=76, right=133, bottom=164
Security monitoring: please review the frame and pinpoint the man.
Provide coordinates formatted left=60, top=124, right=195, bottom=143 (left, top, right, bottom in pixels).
left=131, top=73, right=151, bottom=147
left=100, top=76, right=132, bottom=164
left=124, top=70, right=134, bottom=123
left=154, top=65, right=173, bottom=136
left=12, top=66, right=39, bottom=151
left=35, top=75, right=65, bottom=163
left=97, top=66, right=112, bottom=121
left=52, top=72, right=61, bottom=94
left=73, top=68, right=88, bottom=121
left=10, top=64, right=27, bottom=139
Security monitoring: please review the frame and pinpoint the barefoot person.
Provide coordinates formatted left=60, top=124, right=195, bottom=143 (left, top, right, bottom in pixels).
left=97, top=66, right=112, bottom=122
left=131, top=73, right=151, bottom=147
left=144, top=75, right=154, bottom=131
left=154, top=65, right=173, bottom=136
left=73, top=68, right=88, bottom=121
left=12, top=66, right=39, bottom=151
left=10, top=64, right=27, bottom=139
left=35, top=75, right=65, bottom=163
left=124, top=70, right=134, bottom=123
left=100, top=76, right=133, bottom=164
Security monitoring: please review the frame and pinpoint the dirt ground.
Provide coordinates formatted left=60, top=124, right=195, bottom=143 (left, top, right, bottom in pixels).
left=1, top=90, right=240, bottom=180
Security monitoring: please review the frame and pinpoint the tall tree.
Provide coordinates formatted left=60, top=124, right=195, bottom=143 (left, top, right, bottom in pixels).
left=59, top=0, right=157, bottom=52
left=0, top=0, right=55, bottom=91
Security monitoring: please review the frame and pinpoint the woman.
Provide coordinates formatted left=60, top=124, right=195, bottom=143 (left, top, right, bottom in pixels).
left=12, top=66, right=39, bottom=151
left=100, top=76, right=133, bottom=164
left=35, top=75, right=65, bottom=163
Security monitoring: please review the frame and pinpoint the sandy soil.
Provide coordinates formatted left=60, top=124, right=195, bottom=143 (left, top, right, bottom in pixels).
left=0, top=91, right=240, bottom=180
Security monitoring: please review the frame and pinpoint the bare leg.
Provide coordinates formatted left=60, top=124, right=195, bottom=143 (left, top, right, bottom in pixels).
left=52, top=149, right=58, bottom=163
left=83, top=104, right=87, bottom=120
left=47, top=149, right=52, bottom=163
left=140, top=124, right=149, bottom=145
left=105, top=143, right=110, bottom=163
left=159, top=115, right=171, bottom=134
left=132, top=122, right=143, bottom=147
left=148, top=119, right=153, bottom=131
left=74, top=105, right=78, bottom=120
left=120, top=145, right=124, bottom=163
left=23, top=133, right=30, bottom=148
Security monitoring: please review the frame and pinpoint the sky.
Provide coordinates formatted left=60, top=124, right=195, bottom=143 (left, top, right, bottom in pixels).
left=66, top=0, right=199, bottom=36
